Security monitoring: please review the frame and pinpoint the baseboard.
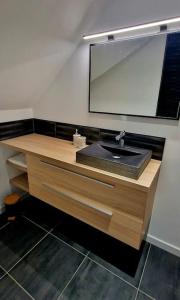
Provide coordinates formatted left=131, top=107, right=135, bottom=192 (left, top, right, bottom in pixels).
left=147, top=234, right=180, bottom=257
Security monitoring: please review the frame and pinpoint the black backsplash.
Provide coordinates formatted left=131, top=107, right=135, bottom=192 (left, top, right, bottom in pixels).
left=34, top=119, right=165, bottom=160
left=0, top=119, right=34, bottom=141
left=34, top=119, right=55, bottom=137
left=0, top=118, right=165, bottom=160
left=56, top=123, right=99, bottom=144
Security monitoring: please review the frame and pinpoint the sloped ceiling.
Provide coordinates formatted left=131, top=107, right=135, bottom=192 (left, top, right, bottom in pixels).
left=0, top=0, right=180, bottom=110
left=0, top=0, right=95, bottom=109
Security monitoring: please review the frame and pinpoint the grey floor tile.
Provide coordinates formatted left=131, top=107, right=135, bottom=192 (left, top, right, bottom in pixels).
left=136, top=291, right=155, bottom=300
left=0, top=217, right=45, bottom=270
left=0, top=267, right=5, bottom=279
left=88, top=242, right=150, bottom=287
left=51, top=229, right=88, bottom=255
left=0, top=275, right=32, bottom=300
left=0, top=215, right=8, bottom=229
left=22, top=196, right=61, bottom=230
left=10, top=234, right=85, bottom=300
left=140, top=245, right=180, bottom=300
left=61, top=258, right=136, bottom=300
left=52, top=217, right=89, bottom=255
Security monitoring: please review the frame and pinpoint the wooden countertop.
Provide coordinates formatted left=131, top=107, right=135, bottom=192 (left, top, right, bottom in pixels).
left=1, top=133, right=161, bottom=191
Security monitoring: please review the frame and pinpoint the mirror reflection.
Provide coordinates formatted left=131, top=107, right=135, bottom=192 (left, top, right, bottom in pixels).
left=89, top=32, right=180, bottom=119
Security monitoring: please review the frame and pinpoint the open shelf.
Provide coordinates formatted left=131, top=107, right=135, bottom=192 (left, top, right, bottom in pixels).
left=10, top=173, right=29, bottom=192
left=7, top=153, right=27, bottom=172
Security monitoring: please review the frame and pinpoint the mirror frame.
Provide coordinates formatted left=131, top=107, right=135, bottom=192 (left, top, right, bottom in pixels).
left=88, top=33, right=180, bottom=120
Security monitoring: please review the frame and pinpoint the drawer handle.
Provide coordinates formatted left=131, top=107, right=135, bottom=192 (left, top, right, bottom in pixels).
left=42, top=182, right=113, bottom=217
left=40, top=160, right=114, bottom=189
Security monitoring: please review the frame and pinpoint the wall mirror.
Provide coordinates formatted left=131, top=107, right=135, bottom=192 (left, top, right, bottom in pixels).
left=89, top=31, right=180, bottom=120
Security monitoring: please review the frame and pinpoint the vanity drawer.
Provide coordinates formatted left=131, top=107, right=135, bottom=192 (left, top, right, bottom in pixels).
left=27, top=154, right=146, bottom=218
left=29, top=174, right=143, bottom=248
left=29, top=176, right=112, bottom=232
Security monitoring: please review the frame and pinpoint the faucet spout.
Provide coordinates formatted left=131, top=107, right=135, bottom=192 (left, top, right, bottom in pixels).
left=115, top=130, right=125, bottom=147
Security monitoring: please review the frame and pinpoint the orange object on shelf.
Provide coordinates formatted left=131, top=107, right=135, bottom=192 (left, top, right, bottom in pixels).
left=4, top=193, right=21, bottom=221
left=4, top=193, right=20, bottom=205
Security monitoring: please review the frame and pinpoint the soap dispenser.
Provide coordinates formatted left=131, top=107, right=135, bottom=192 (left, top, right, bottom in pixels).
left=73, top=129, right=81, bottom=147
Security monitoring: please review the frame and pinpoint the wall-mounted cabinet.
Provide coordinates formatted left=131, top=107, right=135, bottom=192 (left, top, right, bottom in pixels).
left=1, top=133, right=161, bottom=249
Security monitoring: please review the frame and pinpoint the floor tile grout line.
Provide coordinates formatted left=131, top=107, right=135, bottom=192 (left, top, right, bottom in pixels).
left=0, top=222, right=10, bottom=231
left=22, top=214, right=152, bottom=296
left=23, top=213, right=141, bottom=292
left=7, top=229, right=53, bottom=274
left=138, top=289, right=156, bottom=300
left=134, top=244, right=151, bottom=300
left=49, top=232, right=87, bottom=257
left=23, top=214, right=62, bottom=233
left=137, top=244, right=151, bottom=289
left=57, top=252, right=90, bottom=299
left=0, top=264, right=35, bottom=300
left=23, top=214, right=89, bottom=257
left=87, top=255, right=137, bottom=290
left=0, top=272, right=6, bottom=281
left=23, top=215, right=49, bottom=233
left=0, top=213, right=156, bottom=299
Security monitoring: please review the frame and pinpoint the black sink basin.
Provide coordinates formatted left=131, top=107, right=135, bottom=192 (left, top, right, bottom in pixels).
left=76, top=142, right=152, bottom=179
left=100, top=144, right=141, bottom=157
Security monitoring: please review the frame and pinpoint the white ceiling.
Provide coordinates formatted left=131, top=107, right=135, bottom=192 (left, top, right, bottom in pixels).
left=0, top=0, right=180, bottom=110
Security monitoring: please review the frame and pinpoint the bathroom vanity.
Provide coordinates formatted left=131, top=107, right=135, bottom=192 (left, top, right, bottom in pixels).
left=1, top=133, right=161, bottom=249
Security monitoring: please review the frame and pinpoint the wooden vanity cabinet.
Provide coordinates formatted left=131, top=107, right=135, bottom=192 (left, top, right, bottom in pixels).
left=1, top=134, right=161, bottom=250
left=27, top=153, right=159, bottom=249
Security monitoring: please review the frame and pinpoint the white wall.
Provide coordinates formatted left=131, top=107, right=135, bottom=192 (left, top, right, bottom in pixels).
left=0, top=109, right=33, bottom=123
left=90, top=35, right=166, bottom=116
left=34, top=42, right=180, bottom=256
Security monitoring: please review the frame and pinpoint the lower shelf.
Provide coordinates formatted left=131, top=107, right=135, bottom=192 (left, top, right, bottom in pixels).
left=7, top=153, right=27, bottom=172
left=10, top=173, right=29, bottom=192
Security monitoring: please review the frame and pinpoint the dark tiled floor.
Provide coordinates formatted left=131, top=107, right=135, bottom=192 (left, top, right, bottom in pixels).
left=0, top=274, right=32, bottom=300
left=21, top=196, right=61, bottom=230
left=0, top=197, right=179, bottom=300
left=52, top=211, right=147, bottom=277
left=88, top=242, right=150, bottom=287
left=52, top=214, right=93, bottom=255
left=51, top=228, right=88, bottom=255
left=0, top=214, right=9, bottom=229
left=0, top=267, right=5, bottom=279
left=0, top=217, right=46, bottom=270
left=136, top=291, right=154, bottom=300
left=140, top=245, right=180, bottom=300
left=60, top=258, right=136, bottom=300
left=10, top=235, right=85, bottom=300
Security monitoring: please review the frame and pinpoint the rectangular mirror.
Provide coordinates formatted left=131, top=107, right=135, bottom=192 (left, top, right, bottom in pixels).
left=89, top=31, right=180, bottom=119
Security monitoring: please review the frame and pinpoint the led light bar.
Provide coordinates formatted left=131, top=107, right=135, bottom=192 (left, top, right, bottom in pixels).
left=83, top=17, right=180, bottom=40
